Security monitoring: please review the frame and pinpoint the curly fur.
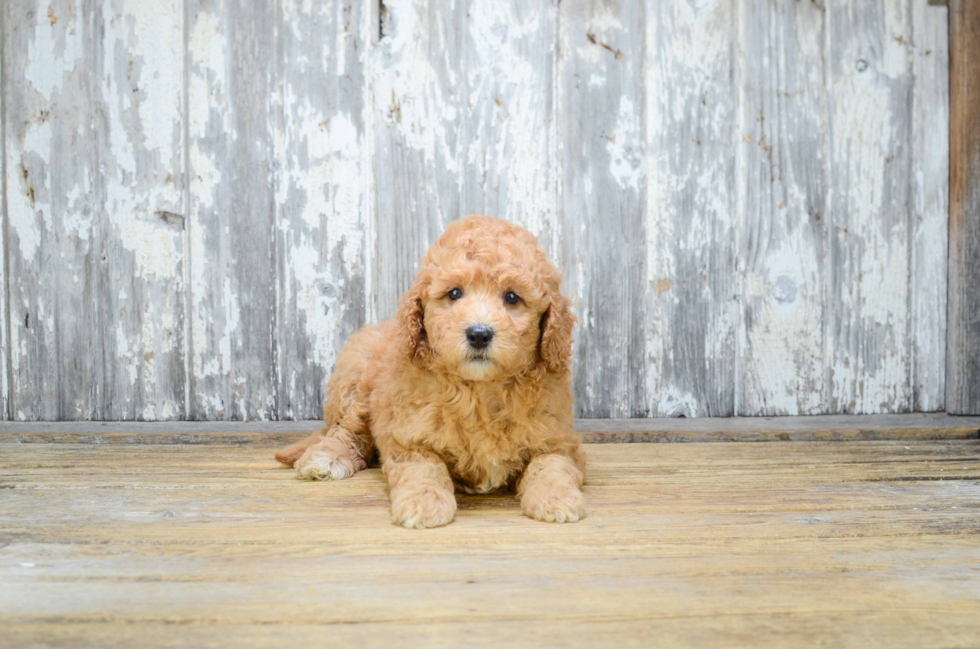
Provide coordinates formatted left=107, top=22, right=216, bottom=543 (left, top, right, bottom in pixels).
left=275, top=216, right=586, bottom=528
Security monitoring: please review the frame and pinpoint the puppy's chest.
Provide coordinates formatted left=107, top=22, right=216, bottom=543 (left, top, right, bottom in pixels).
left=441, top=418, right=529, bottom=494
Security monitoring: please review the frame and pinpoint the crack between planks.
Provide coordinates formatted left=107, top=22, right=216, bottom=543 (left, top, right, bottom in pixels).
left=181, top=0, right=193, bottom=421
left=905, top=0, right=917, bottom=413
left=821, top=0, right=834, bottom=413
left=271, top=0, right=284, bottom=420
left=733, top=0, right=745, bottom=417
left=552, top=0, right=562, bottom=286
left=92, top=0, right=109, bottom=420
left=633, top=0, right=646, bottom=418
left=364, top=0, right=379, bottom=327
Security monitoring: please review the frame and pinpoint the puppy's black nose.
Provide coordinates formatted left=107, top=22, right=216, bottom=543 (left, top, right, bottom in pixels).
left=466, top=325, right=494, bottom=350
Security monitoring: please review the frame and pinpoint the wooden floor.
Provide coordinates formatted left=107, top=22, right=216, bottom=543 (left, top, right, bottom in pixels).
left=2, top=430, right=979, bottom=648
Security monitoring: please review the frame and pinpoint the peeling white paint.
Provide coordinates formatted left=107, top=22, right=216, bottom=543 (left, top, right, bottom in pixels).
left=375, top=0, right=455, bottom=172
left=9, top=119, right=52, bottom=264
left=288, top=237, right=347, bottom=367
left=25, top=8, right=83, bottom=102
left=268, top=0, right=375, bottom=419
left=606, top=96, right=643, bottom=191
left=466, top=1, right=557, bottom=251
left=220, top=275, right=241, bottom=378
left=657, top=388, right=699, bottom=418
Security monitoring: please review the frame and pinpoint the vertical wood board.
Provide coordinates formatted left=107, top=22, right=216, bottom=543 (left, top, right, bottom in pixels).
left=736, top=0, right=829, bottom=416
left=4, top=0, right=104, bottom=420
left=274, top=0, right=373, bottom=420
left=2, top=0, right=185, bottom=420
left=559, top=0, right=646, bottom=417
left=946, top=0, right=980, bottom=414
left=372, top=0, right=559, bottom=321
left=98, top=0, right=186, bottom=420
left=910, top=0, right=949, bottom=412
left=1, top=22, right=7, bottom=420
left=643, top=0, right=737, bottom=417
left=827, top=0, right=913, bottom=414
left=186, top=0, right=277, bottom=420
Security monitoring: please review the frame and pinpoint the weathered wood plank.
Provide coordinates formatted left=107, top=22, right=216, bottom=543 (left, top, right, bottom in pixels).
left=372, top=0, right=559, bottom=320
left=559, top=0, right=645, bottom=417
left=910, top=1, right=949, bottom=412
left=3, top=1, right=104, bottom=420
left=274, top=0, right=373, bottom=420
left=2, top=0, right=184, bottom=420
left=1, top=36, right=7, bottom=421
left=946, top=0, right=980, bottom=415
left=737, top=0, right=828, bottom=415
left=1, top=441, right=979, bottom=648
left=186, top=0, right=277, bottom=420
left=827, top=0, right=913, bottom=413
left=98, top=0, right=186, bottom=419
left=575, top=413, right=980, bottom=442
left=3, top=414, right=977, bottom=444
left=643, top=0, right=737, bottom=416
left=8, top=614, right=976, bottom=649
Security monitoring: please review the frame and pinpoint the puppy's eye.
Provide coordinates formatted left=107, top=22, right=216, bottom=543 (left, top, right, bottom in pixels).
left=448, top=288, right=463, bottom=301
left=504, top=291, right=520, bottom=305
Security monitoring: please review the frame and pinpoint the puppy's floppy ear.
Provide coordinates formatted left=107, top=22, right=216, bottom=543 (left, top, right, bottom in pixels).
left=539, top=291, right=576, bottom=374
left=397, top=273, right=430, bottom=363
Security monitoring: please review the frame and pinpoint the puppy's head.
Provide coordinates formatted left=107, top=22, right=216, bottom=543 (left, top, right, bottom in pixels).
left=397, top=216, right=575, bottom=381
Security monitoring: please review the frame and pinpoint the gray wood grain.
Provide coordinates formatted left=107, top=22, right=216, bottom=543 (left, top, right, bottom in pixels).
left=911, top=1, right=949, bottom=412
left=946, top=0, right=980, bottom=415
left=1, top=33, right=7, bottom=421
left=642, top=0, right=737, bottom=417
left=3, top=0, right=184, bottom=420
left=827, top=0, right=913, bottom=414
left=559, top=0, right=645, bottom=417
left=186, top=0, right=278, bottom=420
left=98, top=0, right=186, bottom=419
left=274, top=0, right=372, bottom=420
left=737, top=0, right=829, bottom=416
left=4, top=0, right=102, bottom=420
left=373, top=0, right=559, bottom=321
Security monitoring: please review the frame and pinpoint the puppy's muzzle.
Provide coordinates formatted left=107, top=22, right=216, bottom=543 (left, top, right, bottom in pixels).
left=466, top=325, right=494, bottom=350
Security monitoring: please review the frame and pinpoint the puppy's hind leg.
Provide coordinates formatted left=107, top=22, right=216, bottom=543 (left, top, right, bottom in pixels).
left=275, top=428, right=329, bottom=467
left=295, top=425, right=370, bottom=481
left=279, top=324, right=378, bottom=479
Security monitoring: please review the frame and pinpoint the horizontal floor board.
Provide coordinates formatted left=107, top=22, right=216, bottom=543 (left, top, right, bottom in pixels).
left=1, top=413, right=978, bottom=444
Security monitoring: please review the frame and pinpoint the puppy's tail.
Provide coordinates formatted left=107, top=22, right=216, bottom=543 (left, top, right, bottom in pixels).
left=275, top=428, right=329, bottom=466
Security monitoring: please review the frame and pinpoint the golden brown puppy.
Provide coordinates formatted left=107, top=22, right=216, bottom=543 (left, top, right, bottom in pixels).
left=275, top=216, right=585, bottom=529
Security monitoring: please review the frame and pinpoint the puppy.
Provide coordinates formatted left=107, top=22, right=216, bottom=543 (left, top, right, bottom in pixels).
left=275, top=215, right=585, bottom=528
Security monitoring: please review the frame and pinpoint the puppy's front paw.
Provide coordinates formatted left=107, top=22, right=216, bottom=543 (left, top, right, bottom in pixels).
left=295, top=444, right=365, bottom=481
left=521, top=484, right=587, bottom=523
left=390, top=485, right=457, bottom=529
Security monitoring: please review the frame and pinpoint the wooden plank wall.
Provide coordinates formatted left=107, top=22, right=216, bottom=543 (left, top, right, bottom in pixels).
left=0, top=0, right=953, bottom=421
